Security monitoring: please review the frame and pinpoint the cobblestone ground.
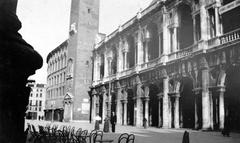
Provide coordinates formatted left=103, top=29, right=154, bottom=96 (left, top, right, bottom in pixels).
left=25, top=120, right=240, bottom=143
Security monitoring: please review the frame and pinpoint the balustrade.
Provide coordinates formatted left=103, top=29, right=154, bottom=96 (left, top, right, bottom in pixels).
left=220, top=28, right=240, bottom=44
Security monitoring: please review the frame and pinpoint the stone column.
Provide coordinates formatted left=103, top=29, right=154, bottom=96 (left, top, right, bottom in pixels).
left=144, top=97, right=150, bottom=127
left=209, top=91, right=214, bottom=130
left=218, top=87, right=225, bottom=129
left=162, top=76, right=169, bottom=128
left=0, top=1, right=43, bottom=142
left=102, top=87, right=107, bottom=119
left=215, top=1, right=221, bottom=37
left=117, top=39, right=123, bottom=72
left=174, top=93, right=180, bottom=128
left=162, top=6, right=170, bottom=56
left=168, top=97, right=172, bottom=128
left=194, top=92, right=199, bottom=129
left=135, top=76, right=143, bottom=127
left=200, top=0, right=208, bottom=41
left=123, top=100, right=128, bottom=125
left=158, top=93, right=163, bottom=128
left=91, top=89, right=97, bottom=123
left=201, top=57, right=211, bottom=130
left=104, top=52, right=109, bottom=77
left=124, top=51, right=128, bottom=70
left=173, top=27, right=178, bottom=52
left=135, top=97, right=142, bottom=126
left=145, top=38, right=149, bottom=63
left=116, top=82, right=122, bottom=124
left=137, top=27, right=144, bottom=65
left=96, top=95, right=100, bottom=115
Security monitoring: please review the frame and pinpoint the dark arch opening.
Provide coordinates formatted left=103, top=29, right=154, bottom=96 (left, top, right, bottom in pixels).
left=180, top=77, right=195, bottom=128
left=147, top=23, right=159, bottom=60
left=149, top=84, right=160, bottom=127
left=178, top=3, right=194, bottom=49
left=111, top=47, right=117, bottom=74
left=127, top=36, right=135, bottom=68
left=99, top=94, right=103, bottom=123
left=100, top=54, right=104, bottom=78
left=225, top=66, right=240, bottom=130
left=127, top=89, right=134, bottom=125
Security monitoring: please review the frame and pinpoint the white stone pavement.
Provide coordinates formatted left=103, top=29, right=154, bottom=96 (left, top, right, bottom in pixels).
left=25, top=120, right=240, bottom=143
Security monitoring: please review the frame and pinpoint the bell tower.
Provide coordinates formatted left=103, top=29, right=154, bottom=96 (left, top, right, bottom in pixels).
left=65, top=0, right=99, bottom=121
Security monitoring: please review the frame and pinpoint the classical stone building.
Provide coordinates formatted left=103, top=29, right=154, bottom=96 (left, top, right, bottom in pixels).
left=26, top=80, right=46, bottom=120
left=45, top=0, right=99, bottom=121
left=90, top=0, right=240, bottom=130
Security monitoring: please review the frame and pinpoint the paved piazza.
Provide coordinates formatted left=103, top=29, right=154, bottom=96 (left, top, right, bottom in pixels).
left=25, top=120, right=240, bottom=143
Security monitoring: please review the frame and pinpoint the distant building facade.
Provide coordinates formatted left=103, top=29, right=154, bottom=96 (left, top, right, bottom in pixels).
left=90, top=0, right=240, bottom=131
left=45, top=0, right=99, bottom=121
left=26, top=80, right=46, bottom=120
left=45, top=41, right=68, bottom=121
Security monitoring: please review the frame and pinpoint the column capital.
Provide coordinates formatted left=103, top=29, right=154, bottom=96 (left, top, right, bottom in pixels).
left=144, top=96, right=150, bottom=101
left=157, top=92, right=163, bottom=99
left=215, top=86, right=225, bottom=92
left=121, top=99, right=128, bottom=104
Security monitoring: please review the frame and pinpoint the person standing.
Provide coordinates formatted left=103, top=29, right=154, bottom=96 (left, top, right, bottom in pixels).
left=110, top=112, right=117, bottom=132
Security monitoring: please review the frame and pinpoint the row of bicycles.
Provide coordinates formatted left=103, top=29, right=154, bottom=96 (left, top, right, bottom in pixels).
left=25, top=123, right=135, bottom=143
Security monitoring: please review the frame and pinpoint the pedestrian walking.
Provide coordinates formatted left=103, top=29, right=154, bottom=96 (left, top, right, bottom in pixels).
left=182, top=131, right=189, bottom=143
left=110, top=112, right=117, bottom=132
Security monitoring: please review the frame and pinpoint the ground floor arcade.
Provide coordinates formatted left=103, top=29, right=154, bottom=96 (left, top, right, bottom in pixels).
left=90, top=52, right=240, bottom=131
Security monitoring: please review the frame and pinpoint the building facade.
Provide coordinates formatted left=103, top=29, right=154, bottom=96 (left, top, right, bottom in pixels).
left=45, top=0, right=99, bottom=121
left=26, top=80, right=46, bottom=120
left=45, top=41, right=68, bottom=121
left=90, top=0, right=240, bottom=130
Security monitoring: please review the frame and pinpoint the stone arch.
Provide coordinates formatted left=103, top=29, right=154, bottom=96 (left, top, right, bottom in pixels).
left=177, top=2, right=194, bottom=49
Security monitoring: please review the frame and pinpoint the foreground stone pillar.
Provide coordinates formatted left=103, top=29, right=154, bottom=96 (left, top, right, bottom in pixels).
left=201, top=58, right=211, bottom=130
left=0, top=1, right=43, bottom=142
left=162, top=76, right=169, bottom=128
left=194, top=93, right=199, bottom=129
left=102, top=86, right=107, bottom=119
left=123, top=100, right=128, bottom=125
left=158, top=93, right=163, bottom=128
left=116, top=83, right=122, bottom=124
left=91, top=89, right=97, bottom=123
left=174, top=93, right=180, bottom=128
left=135, top=76, right=143, bottom=127
left=144, top=97, right=149, bottom=127
left=218, top=87, right=225, bottom=129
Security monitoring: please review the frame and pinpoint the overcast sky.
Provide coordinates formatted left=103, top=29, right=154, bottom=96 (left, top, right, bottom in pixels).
left=17, top=0, right=153, bottom=83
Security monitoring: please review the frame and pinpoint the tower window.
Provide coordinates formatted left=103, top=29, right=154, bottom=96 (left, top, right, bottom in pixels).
left=88, top=8, right=91, bottom=14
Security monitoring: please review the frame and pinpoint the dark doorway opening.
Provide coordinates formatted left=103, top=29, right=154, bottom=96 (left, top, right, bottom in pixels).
left=127, top=89, right=134, bottom=125
left=225, top=66, right=240, bottom=130
left=149, top=84, right=159, bottom=127
left=180, top=77, right=195, bottom=128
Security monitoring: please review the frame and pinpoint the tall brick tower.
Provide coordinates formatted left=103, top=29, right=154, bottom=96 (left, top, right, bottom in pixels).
left=64, top=0, right=99, bottom=121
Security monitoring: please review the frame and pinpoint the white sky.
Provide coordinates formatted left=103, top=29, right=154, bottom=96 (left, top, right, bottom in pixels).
left=17, top=0, right=153, bottom=83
